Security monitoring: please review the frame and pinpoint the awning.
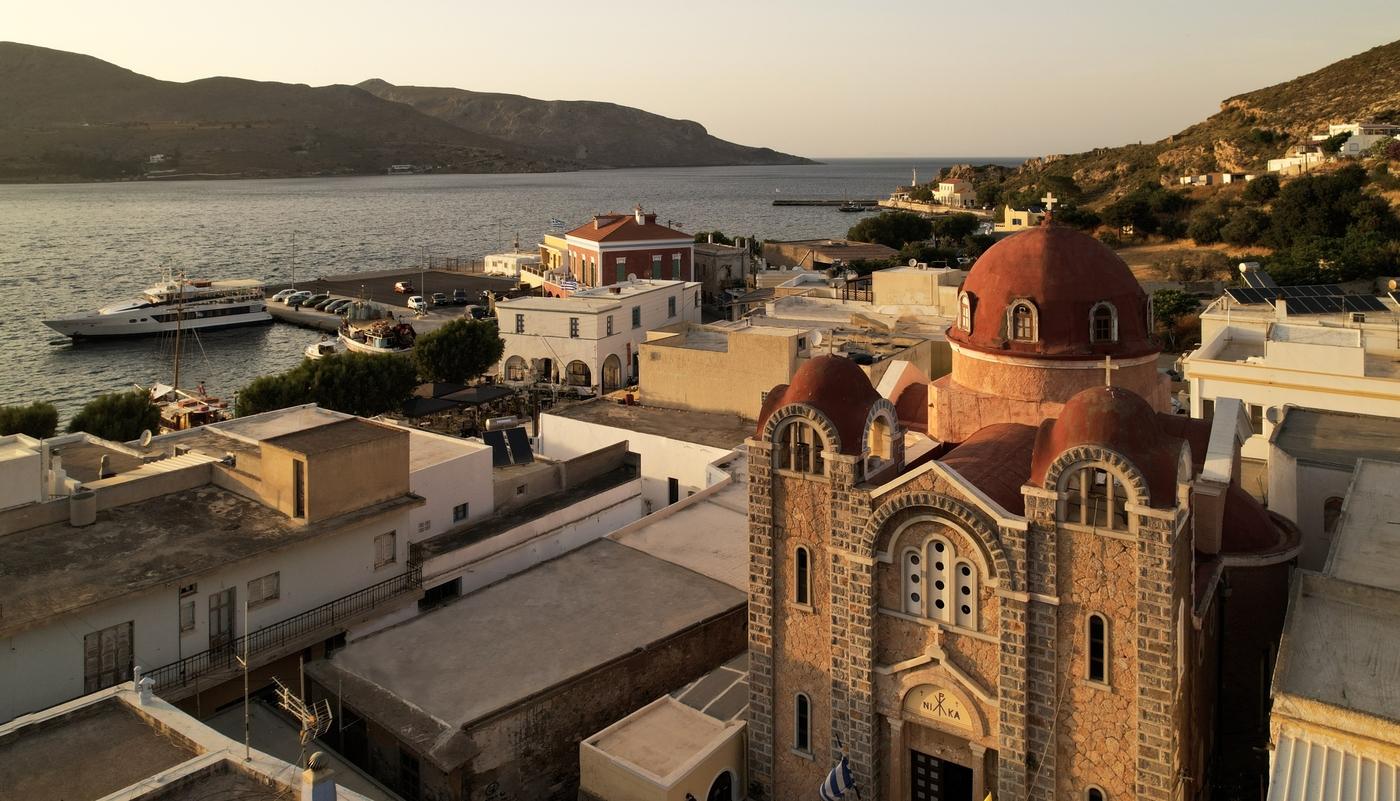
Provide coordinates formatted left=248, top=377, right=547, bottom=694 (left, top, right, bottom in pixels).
left=1269, top=733, right=1400, bottom=801
left=400, top=397, right=460, bottom=417
left=440, top=385, right=513, bottom=406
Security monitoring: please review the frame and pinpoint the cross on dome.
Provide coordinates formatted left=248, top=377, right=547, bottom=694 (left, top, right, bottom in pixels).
left=1103, top=355, right=1119, bottom=387
left=1041, top=192, right=1059, bottom=212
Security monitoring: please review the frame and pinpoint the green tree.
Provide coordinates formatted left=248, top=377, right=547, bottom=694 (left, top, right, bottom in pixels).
left=1221, top=207, right=1269, bottom=246
left=0, top=401, right=58, bottom=439
left=413, top=319, right=505, bottom=384
left=1151, top=289, right=1199, bottom=349
left=846, top=211, right=934, bottom=249
left=692, top=230, right=734, bottom=246
left=68, top=389, right=160, bottom=442
left=896, top=242, right=956, bottom=267
left=1319, top=132, right=1351, bottom=154
left=932, top=213, right=980, bottom=241
left=236, top=352, right=419, bottom=417
left=1186, top=209, right=1225, bottom=244
left=1241, top=174, right=1279, bottom=203
left=1052, top=206, right=1101, bottom=231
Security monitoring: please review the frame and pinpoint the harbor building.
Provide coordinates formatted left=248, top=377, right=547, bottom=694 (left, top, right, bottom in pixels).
left=495, top=278, right=701, bottom=393
left=0, top=406, right=490, bottom=723
left=564, top=207, right=695, bottom=289
left=933, top=179, right=977, bottom=208
left=694, top=236, right=754, bottom=302
left=743, top=224, right=1301, bottom=801
left=1182, top=284, right=1400, bottom=466
left=1267, top=458, right=1400, bottom=801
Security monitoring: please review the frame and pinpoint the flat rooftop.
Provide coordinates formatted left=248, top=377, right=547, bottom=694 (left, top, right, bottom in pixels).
left=307, top=539, right=743, bottom=767
left=265, top=417, right=401, bottom=456
left=610, top=460, right=748, bottom=590
left=497, top=279, right=692, bottom=313
left=0, top=484, right=418, bottom=635
left=591, top=698, right=730, bottom=779
left=1271, top=408, right=1400, bottom=469
left=1327, top=459, right=1400, bottom=592
left=1274, top=572, right=1400, bottom=724
left=0, top=698, right=197, bottom=801
left=548, top=399, right=753, bottom=450
left=407, top=428, right=488, bottom=472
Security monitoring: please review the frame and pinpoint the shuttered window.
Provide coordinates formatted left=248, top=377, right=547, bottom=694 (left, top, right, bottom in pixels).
left=248, top=572, right=280, bottom=606
left=83, top=621, right=134, bottom=693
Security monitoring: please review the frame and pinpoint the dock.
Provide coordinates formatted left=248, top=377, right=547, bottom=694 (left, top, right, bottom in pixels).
left=771, top=199, right=881, bottom=207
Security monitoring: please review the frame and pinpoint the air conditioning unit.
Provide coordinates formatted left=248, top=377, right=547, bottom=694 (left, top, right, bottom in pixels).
left=1351, top=312, right=1366, bottom=324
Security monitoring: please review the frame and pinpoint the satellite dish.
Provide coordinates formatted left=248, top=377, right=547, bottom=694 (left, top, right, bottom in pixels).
left=1389, top=279, right=1397, bottom=292
left=908, top=258, right=919, bottom=268
left=139, top=430, right=153, bottom=447
left=1265, top=406, right=1283, bottom=425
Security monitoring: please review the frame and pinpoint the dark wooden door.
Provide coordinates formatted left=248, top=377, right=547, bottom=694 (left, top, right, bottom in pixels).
left=910, top=750, right=973, bottom=801
left=209, top=586, right=236, bottom=652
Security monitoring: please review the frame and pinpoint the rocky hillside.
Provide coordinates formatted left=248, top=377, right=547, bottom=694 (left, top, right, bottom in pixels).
left=356, top=79, right=811, bottom=169
left=974, top=38, right=1400, bottom=206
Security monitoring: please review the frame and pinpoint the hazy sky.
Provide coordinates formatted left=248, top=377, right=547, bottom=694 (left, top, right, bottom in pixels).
left=9, top=1, right=1400, bottom=158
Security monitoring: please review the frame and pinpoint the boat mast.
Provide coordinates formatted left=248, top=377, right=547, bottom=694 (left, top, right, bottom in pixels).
left=172, top=270, right=184, bottom=392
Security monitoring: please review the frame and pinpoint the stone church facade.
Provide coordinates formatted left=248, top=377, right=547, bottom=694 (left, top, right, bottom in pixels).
left=745, top=225, right=1299, bottom=801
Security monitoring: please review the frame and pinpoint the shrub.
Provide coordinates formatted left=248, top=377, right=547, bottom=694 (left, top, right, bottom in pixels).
left=236, top=352, right=419, bottom=417
left=68, top=389, right=160, bottom=442
left=1241, top=174, right=1279, bottom=203
left=847, top=211, right=934, bottom=249
left=413, top=319, right=504, bottom=384
left=0, top=401, right=58, bottom=439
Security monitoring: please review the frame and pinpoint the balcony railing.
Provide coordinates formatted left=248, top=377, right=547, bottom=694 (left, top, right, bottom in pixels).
left=146, top=565, right=422, bottom=694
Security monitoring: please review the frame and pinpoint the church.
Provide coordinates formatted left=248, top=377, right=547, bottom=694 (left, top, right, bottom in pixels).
left=745, top=222, right=1301, bottom=801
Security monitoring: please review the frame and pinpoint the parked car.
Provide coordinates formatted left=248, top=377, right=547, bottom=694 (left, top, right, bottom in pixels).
left=407, top=295, right=428, bottom=312
left=270, top=289, right=298, bottom=302
left=394, top=280, right=415, bottom=294
left=464, top=305, right=491, bottom=320
left=284, top=291, right=312, bottom=307
left=311, top=296, right=340, bottom=310
left=452, top=289, right=468, bottom=305
left=431, top=292, right=449, bottom=306
left=301, top=293, right=330, bottom=308
left=325, top=298, right=353, bottom=314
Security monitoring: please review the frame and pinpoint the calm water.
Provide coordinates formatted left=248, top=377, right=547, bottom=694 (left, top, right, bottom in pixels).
left=0, top=157, right=1017, bottom=417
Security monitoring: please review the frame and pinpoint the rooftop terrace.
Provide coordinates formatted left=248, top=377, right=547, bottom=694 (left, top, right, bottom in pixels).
left=548, top=398, right=754, bottom=450
left=1271, top=408, right=1400, bottom=469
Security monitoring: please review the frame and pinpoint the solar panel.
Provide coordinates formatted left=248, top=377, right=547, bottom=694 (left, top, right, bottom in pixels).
left=1227, top=287, right=1270, bottom=305
left=1345, top=295, right=1389, bottom=312
left=1242, top=270, right=1272, bottom=289
left=504, top=427, right=534, bottom=465
left=483, top=430, right=511, bottom=467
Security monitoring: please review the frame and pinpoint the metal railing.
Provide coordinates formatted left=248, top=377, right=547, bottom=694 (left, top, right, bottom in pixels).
left=147, top=565, right=422, bottom=694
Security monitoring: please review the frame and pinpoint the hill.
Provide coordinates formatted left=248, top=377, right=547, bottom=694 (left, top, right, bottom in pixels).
left=965, top=39, right=1400, bottom=207
left=356, top=78, right=811, bottom=169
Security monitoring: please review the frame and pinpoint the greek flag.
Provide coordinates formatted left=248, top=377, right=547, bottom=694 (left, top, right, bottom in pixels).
left=559, top=277, right=579, bottom=291
left=549, top=217, right=567, bottom=231
left=819, top=755, right=855, bottom=801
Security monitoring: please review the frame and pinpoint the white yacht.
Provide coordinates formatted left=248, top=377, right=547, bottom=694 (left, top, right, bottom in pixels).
left=44, top=277, right=271, bottom=339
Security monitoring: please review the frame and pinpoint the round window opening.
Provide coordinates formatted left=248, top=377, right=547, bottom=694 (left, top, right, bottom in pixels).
left=909, top=554, right=920, bottom=565
left=935, top=599, right=946, bottom=609
left=934, top=542, right=945, bottom=553
left=911, top=593, right=920, bottom=603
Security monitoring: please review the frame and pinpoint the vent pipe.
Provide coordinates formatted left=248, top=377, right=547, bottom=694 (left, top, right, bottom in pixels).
left=70, top=489, right=97, bottom=527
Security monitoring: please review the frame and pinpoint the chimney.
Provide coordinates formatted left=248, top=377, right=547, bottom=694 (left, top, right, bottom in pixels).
left=634, top=205, right=645, bottom=225
left=138, top=674, right=155, bottom=705
left=302, top=753, right=336, bottom=801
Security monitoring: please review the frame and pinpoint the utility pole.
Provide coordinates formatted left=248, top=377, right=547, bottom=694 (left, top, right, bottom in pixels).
left=291, top=231, right=297, bottom=290
left=236, top=599, right=250, bottom=761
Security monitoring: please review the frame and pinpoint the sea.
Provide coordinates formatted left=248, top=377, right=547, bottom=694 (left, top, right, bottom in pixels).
left=0, top=157, right=1019, bottom=418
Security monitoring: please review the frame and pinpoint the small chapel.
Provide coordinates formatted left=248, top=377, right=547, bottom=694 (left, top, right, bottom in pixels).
left=745, top=221, right=1301, bottom=801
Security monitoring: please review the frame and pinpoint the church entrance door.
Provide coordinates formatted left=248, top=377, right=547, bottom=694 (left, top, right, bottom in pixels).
left=910, top=749, right=973, bottom=801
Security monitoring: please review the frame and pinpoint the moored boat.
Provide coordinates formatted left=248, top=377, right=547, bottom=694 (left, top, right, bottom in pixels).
left=339, top=318, right=415, bottom=356
left=305, top=337, right=346, bottom=360
left=147, top=383, right=232, bottom=433
left=44, top=276, right=270, bottom=339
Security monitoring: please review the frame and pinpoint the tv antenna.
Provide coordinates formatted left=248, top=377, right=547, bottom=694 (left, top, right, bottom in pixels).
left=273, top=676, right=333, bottom=767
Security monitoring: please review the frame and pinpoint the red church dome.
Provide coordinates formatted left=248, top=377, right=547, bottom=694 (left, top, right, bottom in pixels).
left=755, top=355, right=881, bottom=454
left=948, top=224, right=1156, bottom=360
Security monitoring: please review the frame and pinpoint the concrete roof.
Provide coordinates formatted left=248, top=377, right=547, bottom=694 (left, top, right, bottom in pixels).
left=202, top=404, right=351, bottom=442
left=265, top=417, right=401, bottom=456
left=1271, top=408, right=1400, bottom=470
left=0, top=698, right=197, bottom=801
left=590, top=697, right=730, bottom=779
left=547, top=399, right=753, bottom=450
left=1274, top=572, right=1400, bottom=725
left=406, top=428, right=489, bottom=472
left=0, top=485, right=419, bottom=636
left=306, top=539, right=744, bottom=769
left=609, top=462, right=748, bottom=590
left=496, top=279, right=694, bottom=314
left=1327, top=459, right=1400, bottom=591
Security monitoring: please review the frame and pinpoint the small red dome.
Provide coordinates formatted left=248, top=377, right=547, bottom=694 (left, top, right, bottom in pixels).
left=1030, top=386, right=1185, bottom=505
left=755, top=355, right=881, bottom=454
left=949, top=225, right=1156, bottom=360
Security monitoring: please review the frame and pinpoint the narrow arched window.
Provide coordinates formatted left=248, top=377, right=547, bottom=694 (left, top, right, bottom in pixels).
left=958, top=292, right=973, bottom=332
left=1323, top=496, right=1344, bottom=536
left=794, top=546, right=810, bottom=606
left=868, top=415, right=892, bottom=462
left=1088, top=788, right=1106, bottom=801
left=1061, top=465, right=1130, bottom=530
left=1088, top=613, right=1108, bottom=683
left=777, top=421, right=825, bottom=476
left=954, top=559, right=978, bottom=630
left=902, top=548, right=923, bottom=615
left=926, top=537, right=951, bottom=623
left=794, top=693, right=811, bottom=752
left=1090, top=302, right=1117, bottom=343
left=1011, top=301, right=1037, bottom=341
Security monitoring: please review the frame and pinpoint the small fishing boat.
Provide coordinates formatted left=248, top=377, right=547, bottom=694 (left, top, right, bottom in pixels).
left=339, top=318, right=415, bottom=356
left=838, top=201, right=868, bottom=213
left=304, top=337, right=346, bottom=360
left=148, top=383, right=231, bottom=433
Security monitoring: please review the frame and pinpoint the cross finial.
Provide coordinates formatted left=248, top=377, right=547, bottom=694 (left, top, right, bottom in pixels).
left=1041, top=191, right=1059, bottom=212
left=1102, top=355, right=1119, bottom=387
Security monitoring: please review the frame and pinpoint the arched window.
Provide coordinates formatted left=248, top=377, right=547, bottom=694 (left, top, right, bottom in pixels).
left=1061, top=465, right=1131, bottom=530
left=794, top=693, right=811, bottom=752
left=1087, top=787, right=1106, bottom=801
left=868, top=414, right=892, bottom=462
left=794, top=546, right=811, bottom=606
left=954, top=559, right=978, bottom=629
left=1088, top=613, right=1108, bottom=684
left=927, top=537, right=951, bottom=622
left=1323, top=496, right=1344, bottom=536
left=1010, top=301, right=1037, bottom=342
left=565, top=360, right=591, bottom=387
left=503, top=355, right=527, bottom=382
left=958, top=292, right=973, bottom=332
left=776, top=420, right=825, bottom=475
left=1090, top=302, right=1118, bottom=343
left=902, top=548, right=923, bottom=615
left=707, top=770, right=735, bottom=801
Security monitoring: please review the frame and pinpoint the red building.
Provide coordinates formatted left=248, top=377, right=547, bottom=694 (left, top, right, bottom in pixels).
left=563, top=206, right=694, bottom=288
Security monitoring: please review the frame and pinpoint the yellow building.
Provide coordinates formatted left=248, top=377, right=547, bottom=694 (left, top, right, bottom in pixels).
left=993, top=206, right=1045, bottom=233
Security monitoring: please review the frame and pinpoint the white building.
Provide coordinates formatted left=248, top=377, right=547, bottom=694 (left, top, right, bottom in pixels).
left=0, top=405, right=492, bottom=723
left=1267, top=151, right=1326, bottom=175
left=483, top=250, right=541, bottom=279
left=933, top=178, right=977, bottom=208
left=1182, top=295, right=1400, bottom=466
left=496, top=278, right=701, bottom=393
